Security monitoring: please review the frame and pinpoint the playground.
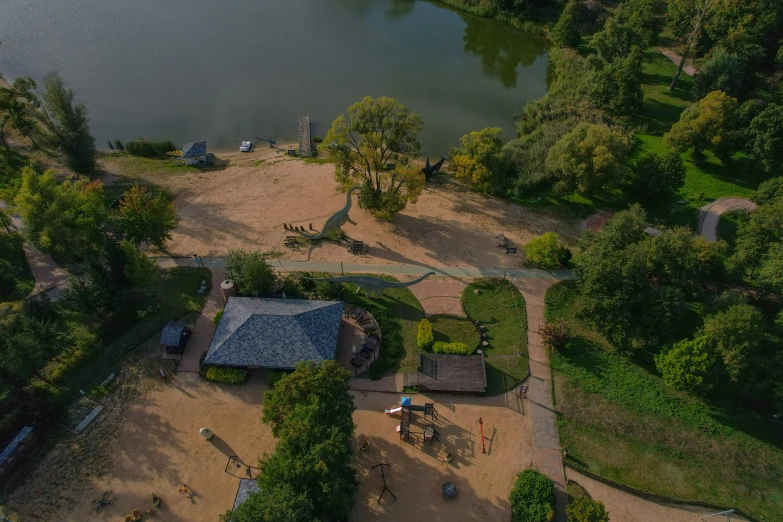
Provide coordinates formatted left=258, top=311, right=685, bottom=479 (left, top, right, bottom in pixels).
left=100, top=153, right=579, bottom=268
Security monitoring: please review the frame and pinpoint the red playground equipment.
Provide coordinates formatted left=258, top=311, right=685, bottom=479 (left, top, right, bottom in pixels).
left=479, top=417, right=486, bottom=454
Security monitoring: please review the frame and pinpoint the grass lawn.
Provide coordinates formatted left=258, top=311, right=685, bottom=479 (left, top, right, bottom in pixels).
left=546, top=280, right=783, bottom=520
left=341, top=281, right=424, bottom=377
left=462, top=278, right=528, bottom=395
left=428, top=314, right=479, bottom=348
left=512, top=51, right=770, bottom=230
left=0, top=231, right=35, bottom=302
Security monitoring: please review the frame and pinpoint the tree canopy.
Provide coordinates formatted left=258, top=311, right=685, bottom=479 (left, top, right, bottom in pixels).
left=118, top=185, right=180, bottom=249
left=664, top=90, right=739, bottom=163
left=449, top=127, right=506, bottom=193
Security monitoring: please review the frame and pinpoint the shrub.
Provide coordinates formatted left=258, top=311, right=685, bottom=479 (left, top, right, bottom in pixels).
left=566, top=495, right=609, bottom=522
left=267, top=370, right=285, bottom=387
left=524, top=232, right=570, bottom=269
left=205, top=366, right=248, bottom=385
left=432, top=341, right=470, bottom=355
left=654, top=336, right=721, bottom=394
left=124, top=137, right=177, bottom=158
left=551, top=0, right=582, bottom=49
left=417, top=318, right=434, bottom=350
left=625, top=150, right=686, bottom=200
left=509, top=469, right=556, bottom=522
left=540, top=319, right=569, bottom=351
left=664, top=90, right=740, bottom=164
left=693, top=48, right=746, bottom=99
left=312, top=136, right=323, bottom=143
left=213, top=309, right=224, bottom=326
left=225, top=249, right=278, bottom=297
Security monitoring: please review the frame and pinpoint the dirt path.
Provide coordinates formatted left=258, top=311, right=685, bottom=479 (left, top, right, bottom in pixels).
left=698, top=197, right=757, bottom=241
left=658, top=47, right=697, bottom=76
left=513, top=277, right=567, bottom=522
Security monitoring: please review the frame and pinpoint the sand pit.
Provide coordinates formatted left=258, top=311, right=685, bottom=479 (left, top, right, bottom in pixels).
left=101, top=154, right=579, bottom=268
left=5, top=370, right=531, bottom=522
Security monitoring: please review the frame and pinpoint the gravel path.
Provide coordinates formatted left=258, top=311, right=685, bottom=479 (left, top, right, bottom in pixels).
left=698, top=197, right=757, bottom=241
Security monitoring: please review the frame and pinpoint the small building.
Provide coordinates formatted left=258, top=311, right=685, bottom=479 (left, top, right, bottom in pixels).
left=416, top=353, right=487, bottom=394
left=160, top=321, right=192, bottom=355
left=204, top=297, right=343, bottom=369
left=181, top=141, right=208, bottom=166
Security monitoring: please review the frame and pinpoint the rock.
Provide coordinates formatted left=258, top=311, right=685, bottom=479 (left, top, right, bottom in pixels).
left=473, top=289, right=480, bottom=295
left=481, top=341, right=489, bottom=347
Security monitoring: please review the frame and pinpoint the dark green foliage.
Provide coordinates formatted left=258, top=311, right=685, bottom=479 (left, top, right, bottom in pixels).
left=551, top=0, right=582, bottom=49
left=118, top=185, right=180, bottom=249
left=747, top=104, right=783, bottom=175
left=40, top=72, right=96, bottom=174
left=0, top=77, right=41, bottom=149
left=758, top=242, right=783, bottom=293
left=114, top=138, right=124, bottom=151
left=701, top=304, right=765, bottom=383
left=0, top=231, right=34, bottom=301
left=124, top=138, right=176, bottom=158
left=625, top=150, right=686, bottom=200
left=213, top=309, right=223, bottom=326
left=753, top=177, right=783, bottom=206
left=0, top=312, right=62, bottom=391
left=107, top=139, right=114, bottom=150
left=225, top=249, right=278, bottom=297
left=730, top=198, right=783, bottom=276
left=235, top=362, right=357, bottom=522
left=205, top=366, right=248, bottom=384
left=587, top=46, right=644, bottom=116
left=664, top=90, right=740, bottom=164
left=417, top=318, right=434, bottom=350
left=509, top=469, right=556, bottom=522
left=693, top=48, right=746, bottom=99
left=566, top=495, right=609, bottom=522
left=432, top=341, right=471, bottom=355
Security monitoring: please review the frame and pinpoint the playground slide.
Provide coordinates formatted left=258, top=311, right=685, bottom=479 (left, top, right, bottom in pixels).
left=385, top=406, right=403, bottom=415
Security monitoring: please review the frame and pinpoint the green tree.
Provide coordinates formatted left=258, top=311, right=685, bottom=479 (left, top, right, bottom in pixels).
left=587, top=46, right=644, bottom=115
left=509, top=469, right=556, bottom=522
left=758, top=242, right=783, bottom=293
left=449, top=127, right=507, bottom=193
left=664, top=90, right=739, bottom=163
left=118, top=185, right=180, bottom=249
left=693, top=48, right=746, bottom=99
left=753, top=177, right=783, bottom=206
left=417, top=318, right=434, bottom=350
left=591, top=16, right=639, bottom=62
left=747, top=104, right=783, bottom=175
left=730, top=200, right=783, bottom=276
left=14, top=167, right=107, bottom=261
left=524, top=232, right=569, bottom=269
left=566, top=495, right=610, bottom=522
left=120, top=239, right=158, bottom=288
left=40, top=72, right=96, bottom=174
left=326, top=96, right=425, bottom=220
left=0, top=77, right=40, bottom=149
left=625, top=150, right=686, bottom=200
left=666, top=0, right=719, bottom=90
left=0, top=312, right=61, bottom=393
left=702, top=304, right=765, bottom=383
left=551, top=0, right=582, bottom=49
left=225, top=249, right=278, bottom=297
left=655, top=336, right=721, bottom=393
left=546, top=122, right=631, bottom=196
left=232, top=484, right=314, bottom=522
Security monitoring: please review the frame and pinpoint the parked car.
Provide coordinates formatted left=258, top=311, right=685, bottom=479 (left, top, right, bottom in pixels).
left=239, top=141, right=252, bottom=152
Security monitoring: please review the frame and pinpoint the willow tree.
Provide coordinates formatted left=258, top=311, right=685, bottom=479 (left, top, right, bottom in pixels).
left=326, top=96, right=425, bottom=220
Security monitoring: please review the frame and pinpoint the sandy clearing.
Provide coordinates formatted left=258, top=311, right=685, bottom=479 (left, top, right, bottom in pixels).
left=5, top=372, right=531, bottom=522
left=101, top=156, right=579, bottom=268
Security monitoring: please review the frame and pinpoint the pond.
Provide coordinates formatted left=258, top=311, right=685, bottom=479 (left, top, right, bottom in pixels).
left=0, top=0, right=548, bottom=155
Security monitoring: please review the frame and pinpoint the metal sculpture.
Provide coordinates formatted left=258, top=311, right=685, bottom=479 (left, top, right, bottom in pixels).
left=288, top=186, right=363, bottom=241
left=421, top=155, right=446, bottom=179
left=303, top=272, right=436, bottom=297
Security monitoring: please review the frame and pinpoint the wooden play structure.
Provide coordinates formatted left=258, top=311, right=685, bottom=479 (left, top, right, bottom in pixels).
left=393, top=397, right=440, bottom=442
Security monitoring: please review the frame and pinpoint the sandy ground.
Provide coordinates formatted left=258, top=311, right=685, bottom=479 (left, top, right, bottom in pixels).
left=407, top=278, right=468, bottom=317
left=101, top=153, right=578, bottom=268
left=4, top=371, right=531, bottom=522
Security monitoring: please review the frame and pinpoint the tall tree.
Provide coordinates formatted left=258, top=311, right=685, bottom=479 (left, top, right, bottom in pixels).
left=326, top=96, right=425, bottom=220
left=39, top=72, right=96, bottom=174
left=666, top=0, right=719, bottom=90
left=664, top=90, right=739, bottom=164
left=0, top=77, right=39, bottom=148
left=747, top=104, right=783, bottom=175
left=449, top=127, right=507, bottom=193
left=118, top=185, right=180, bottom=249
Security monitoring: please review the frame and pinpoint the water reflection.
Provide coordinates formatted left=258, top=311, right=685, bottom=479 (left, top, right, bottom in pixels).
left=387, top=0, right=416, bottom=18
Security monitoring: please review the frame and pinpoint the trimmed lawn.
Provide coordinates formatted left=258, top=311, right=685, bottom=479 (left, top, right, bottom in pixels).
left=0, top=231, right=35, bottom=302
left=341, top=280, right=424, bottom=377
left=428, top=314, right=479, bottom=348
left=462, top=278, right=527, bottom=395
left=546, top=280, right=783, bottom=520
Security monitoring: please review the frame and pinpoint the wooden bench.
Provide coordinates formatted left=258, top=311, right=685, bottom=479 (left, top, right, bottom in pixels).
left=284, top=235, right=300, bottom=248
left=347, top=240, right=367, bottom=254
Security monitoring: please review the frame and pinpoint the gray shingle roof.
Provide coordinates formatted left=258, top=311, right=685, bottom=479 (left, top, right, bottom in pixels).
left=204, top=297, right=343, bottom=368
left=182, top=141, right=207, bottom=158
left=160, top=321, right=187, bottom=346
left=232, top=478, right=260, bottom=514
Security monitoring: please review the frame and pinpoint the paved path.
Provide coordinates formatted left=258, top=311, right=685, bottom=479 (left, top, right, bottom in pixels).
left=699, top=197, right=757, bottom=241
left=406, top=278, right=467, bottom=317
left=658, top=47, right=697, bottom=76
left=513, top=277, right=567, bottom=522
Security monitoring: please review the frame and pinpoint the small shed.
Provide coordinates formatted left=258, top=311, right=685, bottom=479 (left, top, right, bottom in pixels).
left=181, top=141, right=207, bottom=166
left=160, top=321, right=192, bottom=354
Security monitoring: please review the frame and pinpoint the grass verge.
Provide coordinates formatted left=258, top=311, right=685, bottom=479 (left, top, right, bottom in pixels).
left=462, top=278, right=528, bottom=395
left=428, top=314, right=479, bottom=348
left=546, top=280, right=783, bottom=520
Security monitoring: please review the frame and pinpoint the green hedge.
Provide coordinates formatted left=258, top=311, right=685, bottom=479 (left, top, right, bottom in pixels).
left=509, top=469, right=556, bottom=522
left=213, top=309, right=223, bottom=326
left=205, top=366, right=248, bottom=385
left=417, top=318, right=434, bottom=350
left=432, top=341, right=471, bottom=355
left=125, top=138, right=176, bottom=158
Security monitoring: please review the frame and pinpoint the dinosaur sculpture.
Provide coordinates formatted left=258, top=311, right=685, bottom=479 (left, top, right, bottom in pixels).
left=421, top=155, right=446, bottom=179
left=303, top=272, right=436, bottom=297
left=289, top=186, right=363, bottom=241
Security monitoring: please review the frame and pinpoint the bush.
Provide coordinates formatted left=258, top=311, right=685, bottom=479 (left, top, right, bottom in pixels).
left=566, top=495, right=609, bottom=522
left=625, top=150, right=686, bottom=200
left=693, top=48, right=746, bottom=100
left=205, top=366, right=248, bottom=385
left=509, top=469, right=556, bottom=522
left=540, top=319, right=569, bottom=351
left=267, top=370, right=285, bottom=387
left=213, top=309, right=224, bottom=326
left=225, top=249, right=278, bottom=297
left=654, top=336, right=720, bottom=393
left=524, top=232, right=571, bottom=269
left=417, top=318, right=434, bottom=350
left=432, top=341, right=471, bottom=355
left=124, top=138, right=176, bottom=158
left=551, top=0, right=581, bottom=49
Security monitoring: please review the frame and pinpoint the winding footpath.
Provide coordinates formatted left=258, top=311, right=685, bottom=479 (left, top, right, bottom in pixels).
left=698, top=197, right=757, bottom=241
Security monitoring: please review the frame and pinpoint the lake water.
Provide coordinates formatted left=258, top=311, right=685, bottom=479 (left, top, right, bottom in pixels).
left=0, top=0, right=548, bottom=155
